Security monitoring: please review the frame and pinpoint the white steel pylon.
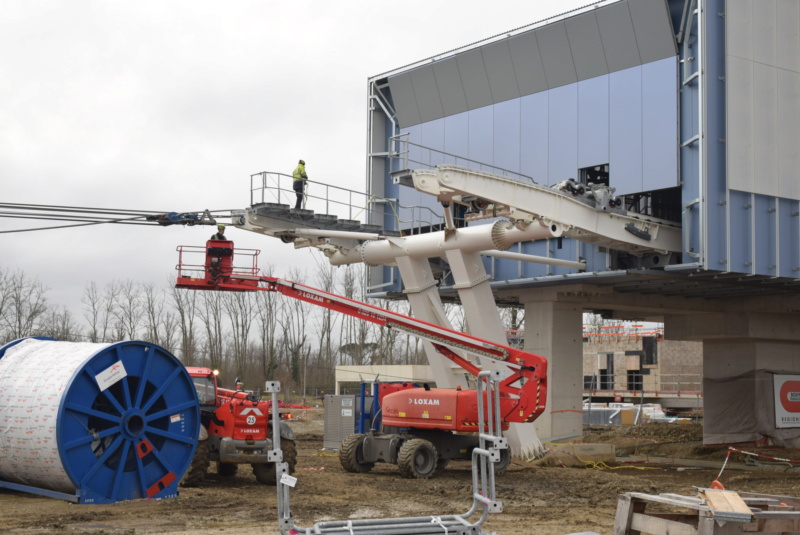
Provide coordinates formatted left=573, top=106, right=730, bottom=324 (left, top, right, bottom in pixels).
left=444, top=246, right=545, bottom=459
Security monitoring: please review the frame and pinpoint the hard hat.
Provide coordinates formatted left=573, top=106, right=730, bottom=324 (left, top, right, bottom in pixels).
left=218, top=223, right=225, bottom=230
left=299, top=159, right=305, bottom=165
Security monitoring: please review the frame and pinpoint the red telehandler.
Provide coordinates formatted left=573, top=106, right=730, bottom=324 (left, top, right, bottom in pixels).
left=175, top=239, right=548, bottom=479
left=181, top=366, right=297, bottom=486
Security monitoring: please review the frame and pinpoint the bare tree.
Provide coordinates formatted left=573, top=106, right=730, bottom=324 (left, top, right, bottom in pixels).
left=312, top=264, right=338, bottom=385
left=223, top=291, right=255, bottom=380
left=171, top=285, right=199, bottom=365
left=337, top=265, right=372, bottom=365
left=112, top=280, right=142, bottom=341
left=81, top=282, right=103, bottom=343
left=141, top=281, right=179, bottom=352
left=197, top=290, right=225, bottom=370
left=279, top=268, right=310, bottom=388
left=254, top=265, right=281, bottom=383
left=1, top=270, right=48, bottom=340
left=39, top=306, right=81, bottom=341
left=99, top=281, right=121, bottom=343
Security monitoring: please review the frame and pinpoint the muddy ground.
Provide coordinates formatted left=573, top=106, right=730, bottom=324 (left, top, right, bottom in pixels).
left=2, top=411, right=799, bottom=535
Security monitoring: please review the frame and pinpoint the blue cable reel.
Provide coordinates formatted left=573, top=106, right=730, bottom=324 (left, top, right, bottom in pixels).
left=0, top=338, right=199, bottom=504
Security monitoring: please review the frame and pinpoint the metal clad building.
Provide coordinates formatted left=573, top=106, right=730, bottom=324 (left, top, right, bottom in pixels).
left=366, top=0, right=800, bottom=445
left=367, top=0, right=800, bottom=291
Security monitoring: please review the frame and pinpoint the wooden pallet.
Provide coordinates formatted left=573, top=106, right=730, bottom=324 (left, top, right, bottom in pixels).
left=614, top=490, right=800, bottom=534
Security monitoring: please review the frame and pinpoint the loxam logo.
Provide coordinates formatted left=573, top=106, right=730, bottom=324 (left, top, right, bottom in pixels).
left=300, top=291, right=323, bottom=303
left=409, top=398, right=440, bottom=406
left=240, top=407, right=263, bottom=416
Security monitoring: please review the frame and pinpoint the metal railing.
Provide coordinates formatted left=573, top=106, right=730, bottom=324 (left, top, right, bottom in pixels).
left=175, top=245, right=260, bottom=279
left=250, top=171, right=444, bottom=233
left=390, top=133, right=536, bottom=183
left=271, top=371, right=507, bottom=534
left=583, top=372, right=703, bottom=398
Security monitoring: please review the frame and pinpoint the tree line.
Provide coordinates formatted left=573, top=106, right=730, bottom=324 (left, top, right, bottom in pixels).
left=0, top=264, right=433, bottom=402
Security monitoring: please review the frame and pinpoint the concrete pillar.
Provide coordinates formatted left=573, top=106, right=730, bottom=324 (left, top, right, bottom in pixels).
left=666, top=313, right=800, bottom=446
left=523, top=300, right=583, bottom=441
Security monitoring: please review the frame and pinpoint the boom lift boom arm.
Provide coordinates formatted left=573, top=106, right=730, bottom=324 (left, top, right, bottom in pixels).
left=176, top=240, right=547, bottom=425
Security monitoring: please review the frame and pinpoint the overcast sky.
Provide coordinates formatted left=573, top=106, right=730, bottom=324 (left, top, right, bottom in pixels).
left=1, top=1, right=596, bottom=314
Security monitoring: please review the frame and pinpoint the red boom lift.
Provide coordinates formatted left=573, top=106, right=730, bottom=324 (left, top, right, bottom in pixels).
left=176, top=240, right=548, bottom=479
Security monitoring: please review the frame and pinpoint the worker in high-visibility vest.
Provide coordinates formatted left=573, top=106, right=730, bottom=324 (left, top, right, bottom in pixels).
left=292, top=159, right=308, bottom=210
left=210, top=223, right=226, bottom=240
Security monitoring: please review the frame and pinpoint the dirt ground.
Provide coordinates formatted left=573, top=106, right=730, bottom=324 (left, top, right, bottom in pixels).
left=2, top=411, right=799, bottom=535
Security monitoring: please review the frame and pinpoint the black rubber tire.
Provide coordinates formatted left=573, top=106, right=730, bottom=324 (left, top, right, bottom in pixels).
left=339, top=434, right=374, bottom=474
left=180, top=440, right=210, bottom=487
left=494, top=448, right=511, bottom=474
left=253, top=439, right=298, bottom=485
left=217, top=462, right=239, bottom=477
left=398, top=439, right=437, bottom=479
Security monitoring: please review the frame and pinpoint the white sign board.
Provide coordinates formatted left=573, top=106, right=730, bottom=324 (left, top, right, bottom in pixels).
left=774, top=375, right=800, bottom=428
left=95, top=361, right=128, bottom=391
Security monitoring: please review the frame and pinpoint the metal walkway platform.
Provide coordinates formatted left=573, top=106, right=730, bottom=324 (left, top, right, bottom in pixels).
left=240, top=172, right=438, bottom=247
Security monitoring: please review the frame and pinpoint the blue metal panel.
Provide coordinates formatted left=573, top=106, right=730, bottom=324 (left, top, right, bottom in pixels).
left=549, top=238, right=580, bottom=276
left=493, top=99, right=521, bottom=172
left=581, top=240, right=610, bottom=273
left=521, top=240, right=551, bottom=278
left=642, top=57, right=679, bottom=191
left=403, top=125, right=422, bottom=169
left=467, top=106, right=494, bottom=166
left=679, top=4, right=702, bottom=265
left=444, top=112, right=469, bottom=162
left=704, top=0, right=729, bottom=271
left=609, top=66, right=642, bottom=194
left=548, top=84, right=579, bottom=184
left=520, top=92, right=549, bottom=182
left=577, top=76, right=609, bottom=169
left=420, top=118, right=445, bottom=166
left=728, top=190, right=753, bottom=273
left=778, top=199, right=800, bottom=277
left=754, top=195, right=777, bottom=275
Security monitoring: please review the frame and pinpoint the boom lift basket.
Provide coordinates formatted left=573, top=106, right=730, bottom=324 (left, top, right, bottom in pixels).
left=176, top=240, right=260, bottom=291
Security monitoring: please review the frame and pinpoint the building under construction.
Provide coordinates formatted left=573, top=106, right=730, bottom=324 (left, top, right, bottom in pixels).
left=365, top=0, right=800, bottom=447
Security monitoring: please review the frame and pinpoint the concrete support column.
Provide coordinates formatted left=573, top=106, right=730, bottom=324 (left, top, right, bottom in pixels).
left=523, top=300, right=583, bottom=441
left=702, top=339, right=800, bottom=444
left=666, top=313, right=800, bottom=446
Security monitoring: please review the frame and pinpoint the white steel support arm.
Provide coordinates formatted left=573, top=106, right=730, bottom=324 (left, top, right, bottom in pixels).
left=393, top=256, right=471, bottom=390
left=444, top=248, right=544, bottom=459
left=413, top=166, right=682, bottom=255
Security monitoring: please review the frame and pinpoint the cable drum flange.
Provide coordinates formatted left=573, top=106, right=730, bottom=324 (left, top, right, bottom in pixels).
left=0, top=338, right=199, bottom=504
